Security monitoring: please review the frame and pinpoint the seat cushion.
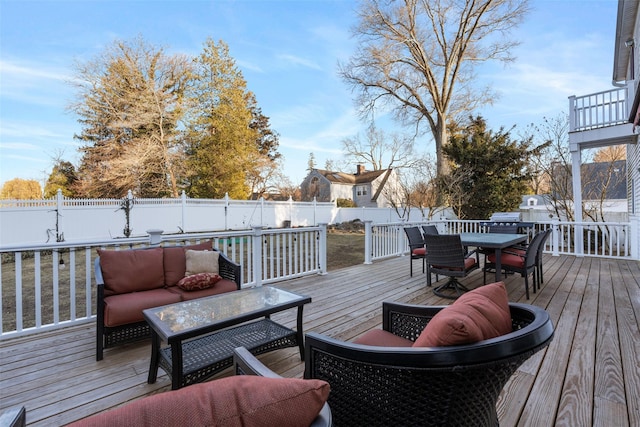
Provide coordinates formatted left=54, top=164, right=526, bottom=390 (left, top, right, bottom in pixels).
left=487, top=252, right=525, bottom=268
left=412, top=248, right=426, bottom=256
left=163, top=241, right=213, bottom=286
left=66, top=375, right=330, bottom=427
left=103, top=289, right=181, bottom=327
left=413, top=281, right=512, bottom=347
left=167, top=278, right=239, bottom=301
left=353, top=329, right=414, bottom=347
left=433, top=256, right=476, bottom=271
left=98, top=248, right=165, bottom=294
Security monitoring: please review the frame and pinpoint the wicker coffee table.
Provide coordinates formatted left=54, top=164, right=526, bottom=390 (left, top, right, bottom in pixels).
left=143, top=286, right=311, bottom=389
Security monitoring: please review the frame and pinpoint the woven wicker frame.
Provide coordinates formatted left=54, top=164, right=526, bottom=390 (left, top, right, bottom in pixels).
left=304, top=302, right=554, bottom=427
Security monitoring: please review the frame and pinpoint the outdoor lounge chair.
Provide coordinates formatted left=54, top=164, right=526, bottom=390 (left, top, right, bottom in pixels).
left=303, top=300, right=554, bottom=427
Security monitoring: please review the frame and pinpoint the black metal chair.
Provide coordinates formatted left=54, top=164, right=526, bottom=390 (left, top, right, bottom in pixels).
left=421, top=224, right=439, bottom=236
left=483, top=230, right=547, bottom=299
left=304, top=301, right=554, bottom=427
left=424, top=234, right=479, bottom=299
left=403, top=226, right=427, bottom=277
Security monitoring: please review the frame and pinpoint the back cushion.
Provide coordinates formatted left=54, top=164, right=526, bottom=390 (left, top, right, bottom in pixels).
left=98, top=248, right=164, bottom=294
left=413, top=281, right=512, bottom=347
left=66, top=376, right=330, bottom=427
left=163, top=241, right=213, bottom=286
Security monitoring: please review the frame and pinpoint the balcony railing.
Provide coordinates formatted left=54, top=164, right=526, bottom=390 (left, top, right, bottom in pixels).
left=0, top=226, right=327, bottom=340
left=569, top=87, right=629, bottom=132
left=365, top=219, right=634, bottom=263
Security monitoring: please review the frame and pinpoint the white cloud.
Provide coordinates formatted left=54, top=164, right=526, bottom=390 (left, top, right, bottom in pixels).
left=277, top=54, right=322, bottom=71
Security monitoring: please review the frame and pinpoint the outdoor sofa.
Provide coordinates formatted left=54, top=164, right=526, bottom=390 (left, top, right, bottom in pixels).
left=94, top=240, right=241, bottom=360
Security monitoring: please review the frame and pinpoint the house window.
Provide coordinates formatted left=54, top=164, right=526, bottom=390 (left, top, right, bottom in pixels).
left=527, top=198, right=537, bottom=207
left=357, top=185, right=367, bottom=196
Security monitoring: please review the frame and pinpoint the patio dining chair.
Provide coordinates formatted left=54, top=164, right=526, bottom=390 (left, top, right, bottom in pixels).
left=421, top=224, right=439, bottom=236
left=403, top=226, right=427, bottom=277
left=424, top=234, right=478, bottom=299
left=483, top=230, right=547, bottom=299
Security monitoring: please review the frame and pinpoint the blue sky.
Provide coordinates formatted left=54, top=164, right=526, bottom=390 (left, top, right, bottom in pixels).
left=0, top=0, right=619, bottom=190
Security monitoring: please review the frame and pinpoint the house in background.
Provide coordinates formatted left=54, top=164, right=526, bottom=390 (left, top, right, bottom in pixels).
left=300, top=164, right=402, bottom=207
left=568, top=0, right=639, bottom=222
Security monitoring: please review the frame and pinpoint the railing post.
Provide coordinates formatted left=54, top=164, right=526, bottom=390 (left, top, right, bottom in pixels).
left=147, top=229, right=164, bottom=247
left=551, top=219, right=560, bottom=257
left=318, top=223, right=327, bottom=274
left=629, top=214, right=640, bottom=260
left=252, top=225, right=263, bottom=287
left=364, top=220, right=373, bottom=264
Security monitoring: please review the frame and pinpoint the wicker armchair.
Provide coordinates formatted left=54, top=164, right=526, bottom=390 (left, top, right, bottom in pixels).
left=304, top=301, right=554, bottom=427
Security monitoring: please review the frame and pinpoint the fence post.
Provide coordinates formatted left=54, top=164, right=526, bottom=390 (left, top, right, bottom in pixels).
left=318, top=223, right=327, bottom=274
left=364, top=220, right=373, bottom=264
left=181, top=191, right=187, bottom=233
left=56, top=189, right=65, bottom=242
left=252, top=225, right=263, bottom=287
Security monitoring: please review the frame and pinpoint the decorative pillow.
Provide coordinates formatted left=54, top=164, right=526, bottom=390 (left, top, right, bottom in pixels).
left=413, top=281, right=512, bottom=347
left=66, top=376, right=330, bottom=427
left=185, top=249, right=219, bottom=276
left=98, top=248, right=164, bottom=294
left=163, top=241, right=213, bottom=286
left=177, top=272, right=222, bottom=291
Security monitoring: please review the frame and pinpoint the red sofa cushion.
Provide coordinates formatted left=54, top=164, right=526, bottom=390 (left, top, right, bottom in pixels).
left=103, top=289, right=181, bottom=327
left=66, top=375, right=330, bottom=427
left=98, top=248, right=164, bottom=294
left=163, top=241, right=213, bottom=286
left=413, top=281, right=512, bottom=347
left=167, top=278, right=239, bottom=301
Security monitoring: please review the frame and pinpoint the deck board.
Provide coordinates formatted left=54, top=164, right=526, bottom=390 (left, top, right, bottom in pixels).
left=1, top=254, right=639, bottom=426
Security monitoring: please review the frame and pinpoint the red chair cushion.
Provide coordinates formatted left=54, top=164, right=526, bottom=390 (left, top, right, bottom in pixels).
left=412, top=248, right=426, bottom=256
left=413, top=281, right=512, bottom=347
left=433, top=257, right=477, bottom=271
left=67, top=376, right=330, bottom=427
left=487, top=252, right=525, bottom=268
left=98, top=248, right=164, bottom=294
left=353, top=329, right=414, bottom=347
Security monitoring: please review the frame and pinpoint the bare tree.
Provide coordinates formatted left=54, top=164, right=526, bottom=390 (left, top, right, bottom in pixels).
left=341, top=0, right=529, bottom=177
left=342, top=123, right=420, bottom=171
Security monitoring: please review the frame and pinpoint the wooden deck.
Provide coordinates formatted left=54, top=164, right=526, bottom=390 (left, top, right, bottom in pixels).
left=1, top=253, right=639, bottom=426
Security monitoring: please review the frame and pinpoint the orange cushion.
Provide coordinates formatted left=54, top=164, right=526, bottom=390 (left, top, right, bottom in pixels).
left=433, top=257, right=476, bottom=271
left=413, top=281, right=512, bottom=347
left=98, top=248, right=164, bottom=294
left=66, top=376, right=330, bottom=427
left=353, top=329, right=414, bottom=347
left=163, top=241, right=213, bottom=286
left=412, top=248, right=426, bottom=256
left=103, top=289, right=181, bottom=327
left=487, top=252, right=525, bottom=268
left=177, top=273, right=222, bottom=291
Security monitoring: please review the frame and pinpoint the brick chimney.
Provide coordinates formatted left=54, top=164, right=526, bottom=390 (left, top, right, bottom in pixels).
left=356, top=164, right=365, bottom=175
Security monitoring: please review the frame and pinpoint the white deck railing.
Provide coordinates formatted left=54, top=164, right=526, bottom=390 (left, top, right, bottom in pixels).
left=0, top=226, right=326, bottom=340
left=569, top=87, right=629, bottom=132
left=365, top=219, right=633, bottom=262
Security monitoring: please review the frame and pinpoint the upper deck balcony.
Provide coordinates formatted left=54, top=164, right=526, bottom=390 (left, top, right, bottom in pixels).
left=568, top=86, right=638, bottom=150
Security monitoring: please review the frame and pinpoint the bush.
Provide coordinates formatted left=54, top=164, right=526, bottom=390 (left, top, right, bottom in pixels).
left=336, top=198, right=357, bottom=207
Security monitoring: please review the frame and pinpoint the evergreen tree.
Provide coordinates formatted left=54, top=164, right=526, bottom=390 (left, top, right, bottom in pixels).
left=44, top=160, right=78, bottom=198
left=441, top=116, right=532, bottom=219
left=184, top=39, right=261, bottom=199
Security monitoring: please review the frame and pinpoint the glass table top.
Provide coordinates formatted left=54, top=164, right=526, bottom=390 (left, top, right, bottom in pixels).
left=144, top=286, right=309, bottom=337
